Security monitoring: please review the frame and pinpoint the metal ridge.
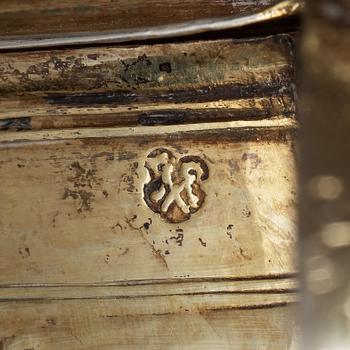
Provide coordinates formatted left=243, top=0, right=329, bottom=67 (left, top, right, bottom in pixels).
left=0, top=0, right=304, bottom=51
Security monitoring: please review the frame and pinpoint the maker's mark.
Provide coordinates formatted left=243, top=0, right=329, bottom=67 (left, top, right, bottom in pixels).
left=143, top=148, right=209, bottom=223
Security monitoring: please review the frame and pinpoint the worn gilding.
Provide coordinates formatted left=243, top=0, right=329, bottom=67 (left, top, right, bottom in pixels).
left=0, top=31, right=299, bottom=349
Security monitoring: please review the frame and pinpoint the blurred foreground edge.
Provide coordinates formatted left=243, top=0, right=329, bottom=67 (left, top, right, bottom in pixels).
left=300, top=0, right=350, bottom=348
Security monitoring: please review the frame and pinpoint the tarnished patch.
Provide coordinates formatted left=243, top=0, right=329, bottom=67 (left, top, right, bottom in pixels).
left=143, top=148, right=209, bottom=223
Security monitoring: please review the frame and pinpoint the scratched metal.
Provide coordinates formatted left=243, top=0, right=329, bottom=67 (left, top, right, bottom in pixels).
left=0, top=0, right=303, bottom=50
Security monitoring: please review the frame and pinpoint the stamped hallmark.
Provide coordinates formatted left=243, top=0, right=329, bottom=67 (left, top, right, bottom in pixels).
left=143, top=148, right=209, bottom=223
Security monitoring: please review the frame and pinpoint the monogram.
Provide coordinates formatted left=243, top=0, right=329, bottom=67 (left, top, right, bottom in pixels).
left=143, top=148, right=209, bottom=223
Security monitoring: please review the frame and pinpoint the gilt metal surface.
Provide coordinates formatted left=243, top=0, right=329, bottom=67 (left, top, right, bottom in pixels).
left=0, top=0, right=303, bottom=50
